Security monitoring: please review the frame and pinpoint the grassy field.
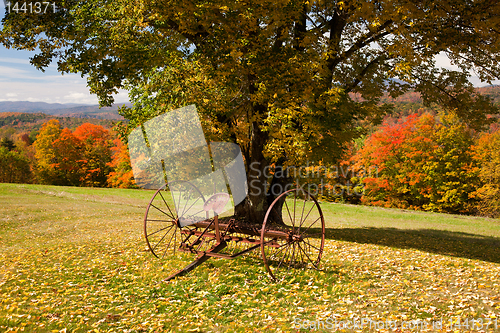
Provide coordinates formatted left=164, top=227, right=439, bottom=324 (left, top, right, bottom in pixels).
left=1, top=183, right=499, bottom=332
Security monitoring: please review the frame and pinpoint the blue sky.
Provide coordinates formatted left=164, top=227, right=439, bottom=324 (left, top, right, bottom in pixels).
left=0, top=9, right=128, bottom=105
left=1, top=9, right=498, bottom=105
left=0, top=47, right=130, bottom=104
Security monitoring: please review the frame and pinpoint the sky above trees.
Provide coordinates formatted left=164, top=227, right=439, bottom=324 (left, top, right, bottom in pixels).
left=0, top=11, right=128, bottom=104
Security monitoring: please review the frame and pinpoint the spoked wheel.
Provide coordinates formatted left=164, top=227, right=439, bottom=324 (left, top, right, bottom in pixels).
left=260, top=187, right=325, bottom=281
left=144, top=180, right=212, bottom=278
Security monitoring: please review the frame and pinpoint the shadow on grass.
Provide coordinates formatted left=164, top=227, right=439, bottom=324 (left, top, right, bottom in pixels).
left=323, top=227, right=500, bottom=264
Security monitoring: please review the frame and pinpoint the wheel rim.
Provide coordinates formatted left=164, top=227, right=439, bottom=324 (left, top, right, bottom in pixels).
left=260, top=187, right=325, bottom=281
left=144, top=181, right=213, bottom=276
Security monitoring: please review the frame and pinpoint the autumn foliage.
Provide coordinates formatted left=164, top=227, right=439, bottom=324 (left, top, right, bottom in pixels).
left=106, top=139, right=137, bottom=188
left=32, top=120, right=135, bottom=188
left=470, top=130, right=500, bottom=217
left=0, top=141, right=32, bottom=184
left=353, top=112, right=500, bottom=215
left=73, top=123, right=114, bottom=187
left=2, top=113, right=500, bottom=217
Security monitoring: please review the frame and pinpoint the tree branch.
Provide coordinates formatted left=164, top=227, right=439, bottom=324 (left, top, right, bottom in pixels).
left=333, top=19, right=394, bottom=70
left=447, top=51, right=500, bottom=79
left=345, top=54, right=388, bottom=93
left=322, top=17, right=394, bottom=89
left=293, top=3, right=307, bottom=51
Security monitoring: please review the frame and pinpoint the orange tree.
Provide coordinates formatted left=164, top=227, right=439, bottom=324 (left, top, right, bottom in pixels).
left=106, top=138, right=137, bottom=188
left=34, top=121, right=84, bottom=186
left=2, top=0, right=500, bottom=222
left=33, top=120, right=114, bottom=187
left=73, top=123, right=114, bottom=187
left=51, top=128, right=84, bottom=186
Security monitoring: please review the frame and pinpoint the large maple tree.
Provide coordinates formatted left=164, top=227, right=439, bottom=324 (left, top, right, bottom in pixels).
left=2, top=0, right=499, bottom=222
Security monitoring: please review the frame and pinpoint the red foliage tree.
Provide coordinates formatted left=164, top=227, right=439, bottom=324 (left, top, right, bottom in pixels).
left=73, top=123, right=113, bottom=187
left=106, top=139, right=137, bottom=188
left=34, top=121, right=115, bottom=187
left=51, top=128, right=83, bottom=186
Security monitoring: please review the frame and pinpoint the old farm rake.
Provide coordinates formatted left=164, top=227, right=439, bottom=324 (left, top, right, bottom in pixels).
left=128, top=105, right=325, bottom=281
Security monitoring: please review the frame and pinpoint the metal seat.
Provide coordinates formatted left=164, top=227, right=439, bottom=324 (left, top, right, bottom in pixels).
left=203, top=193, right=230, bottom=215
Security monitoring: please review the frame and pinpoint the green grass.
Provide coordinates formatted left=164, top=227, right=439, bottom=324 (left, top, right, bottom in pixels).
left=1, top=183, right=499, bottom=332
left=323, top=202, right=500, bottom=237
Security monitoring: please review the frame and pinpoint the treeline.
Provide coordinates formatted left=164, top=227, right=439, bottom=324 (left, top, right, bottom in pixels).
left=2, top=108, right=500, bottom=218
left=0, top=112, right=116, bottom=137
left=378, top=85, right=500, bottom=105
left=0, top=119, right=135, bottom=188
left=323, top=112, right=500, bottom=217
left=0, top=112, right=49, bottom=127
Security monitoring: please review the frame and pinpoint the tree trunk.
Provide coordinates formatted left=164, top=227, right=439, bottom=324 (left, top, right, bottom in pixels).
left=234, top=120, right=269, bottom=224
left=234, top=122, right=293, bottom=225
left=232, top=77, right=293, bottom=225
left=265, top=165, right=292, bottom=226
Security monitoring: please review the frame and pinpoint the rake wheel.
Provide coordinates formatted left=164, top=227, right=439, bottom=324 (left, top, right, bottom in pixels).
left=260, top=188, right=325, bottom=281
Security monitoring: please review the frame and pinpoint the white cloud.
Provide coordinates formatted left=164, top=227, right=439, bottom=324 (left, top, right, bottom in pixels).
left=0, top=57, right=33, bottom=65
left=0, top=78, right=129, bottom=104
left=0, top=65, right=32, bottom=79
left=62, top=91, right=95, bottom=104
left=435, top=52, right=500, bottom=87
left=0, top=66, right=129, bottom=104
left=64, top=91, right=86, bottom=100
left=0, top=97, right=20, bottom=102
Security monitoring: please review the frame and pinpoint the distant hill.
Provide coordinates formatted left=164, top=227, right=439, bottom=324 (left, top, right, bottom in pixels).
left=476, top=85, right=500, bottom=104
left=2, top=86, right=498, bottom=122
left=0, top=101, right=130, bottom=120
left=379, top=85, right=500, bottom=105
left=0, top=101, right=84, bottom=112
left=0, top=112, right=118, bottom=136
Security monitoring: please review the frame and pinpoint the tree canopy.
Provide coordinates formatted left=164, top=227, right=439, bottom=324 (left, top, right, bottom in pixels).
left=33, top=120, right=114, bottom=186
left=2, top=0, right=500, bottom=221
